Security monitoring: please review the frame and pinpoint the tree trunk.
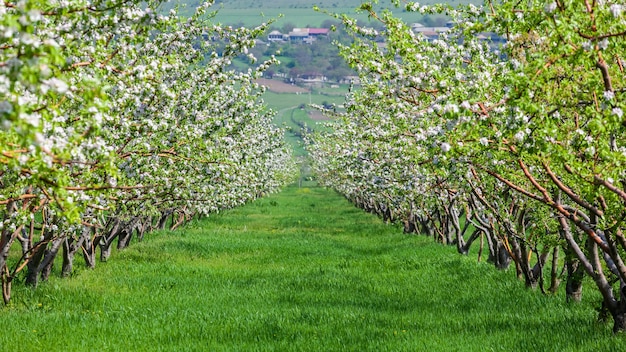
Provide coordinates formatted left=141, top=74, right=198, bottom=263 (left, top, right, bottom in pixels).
left=418, top=216, right=434, bottom=237
left=612, top=310, right=626, bottom=333
left=495, top=242, right=512, bottom=270
left=478, top=231, right=484, bottom=262
left=26, top=236, right=63, bottom=286
left=100, top=218, right=122, bottom=262
left=548, top=246, right=561, bottom=294
left=117, top=228, right=133, bottom=250
left=17, top=227, right=31, bottom=260
left=62, top=238, right=76, bottom=277
left=25, top=231, right=52, bottom=287
left=100, top=241, right=113, bottom=262
left=136, top=217, right=150, bottom=241
left=612, top=286, right=626, bottom=333
left=158, top=209, right=174, bottom=230
left=565, top=251, right=584, bottom=302
left=403, top=218, right=417, bottom=234
left=1, top=268, right=11, bottom=305
left=62, top=226, right=92, bottom=277
left=40, top=238, right=63, bottom=282
left=0, top=201, right=18, bottom=304
left=170, top=211, right=186, bottom=231
left=82, top=233, right=97, bottom=269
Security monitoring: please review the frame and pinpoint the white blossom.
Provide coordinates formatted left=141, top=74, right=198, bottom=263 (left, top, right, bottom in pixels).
left=0, top=101, right=12, bottom=114
left=20, top=113, right=40, bottom=127
left=610, top=4, right=623, bottom=18
left=599, top=38, right=609, bottom=50
left=42, top=78, right=69, bottom=94
left=544, top=2, right=557, bottom=13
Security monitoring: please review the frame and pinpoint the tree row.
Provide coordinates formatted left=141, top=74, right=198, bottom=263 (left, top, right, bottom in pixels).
left=308, top=0, right=626, bottom=332
left=0, top=0, right=296, bottom=303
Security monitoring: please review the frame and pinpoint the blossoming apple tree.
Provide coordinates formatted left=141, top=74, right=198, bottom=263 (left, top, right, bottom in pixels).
left=308, top=0, right=626, bottom=331
left=0, top=0, right=295, bottom=303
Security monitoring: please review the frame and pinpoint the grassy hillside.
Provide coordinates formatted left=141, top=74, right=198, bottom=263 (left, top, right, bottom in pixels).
left=0, top=185, right=622, bottom=351
left=168, top=0, right=478, bottom=26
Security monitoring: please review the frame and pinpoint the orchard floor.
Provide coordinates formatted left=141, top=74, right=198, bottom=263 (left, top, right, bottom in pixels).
left=1, top=184, right=623, bottom=351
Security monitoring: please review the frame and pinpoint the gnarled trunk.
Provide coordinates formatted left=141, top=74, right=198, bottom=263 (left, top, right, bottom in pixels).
left=26, top=235, right=64, bottom=287
left=548, top=246, right=561, bottom=294
left=565, top=249, right=584, bottom=302
left=62, top=225, right=94, bottom=277
left=0, top=201, right=18, bottom=304
left=612, top=295, right=626, bottom=333
left=100, top=218, right=123, bottom=262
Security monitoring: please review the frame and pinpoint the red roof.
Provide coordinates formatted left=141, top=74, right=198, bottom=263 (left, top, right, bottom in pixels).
left=308, top=28, right=330, bottom=35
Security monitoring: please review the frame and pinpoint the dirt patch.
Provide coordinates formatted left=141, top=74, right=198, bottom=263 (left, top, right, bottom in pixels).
left=308, top=110, right=330, bottom=121
left=256, top=78, right=310, bottom=93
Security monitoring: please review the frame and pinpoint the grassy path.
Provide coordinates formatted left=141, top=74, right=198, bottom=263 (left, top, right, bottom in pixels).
left=1, top=185, right=623, bottom=351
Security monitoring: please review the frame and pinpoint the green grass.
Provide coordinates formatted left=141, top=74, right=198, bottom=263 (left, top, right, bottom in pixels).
left=0, top=185, right=624, bottom=351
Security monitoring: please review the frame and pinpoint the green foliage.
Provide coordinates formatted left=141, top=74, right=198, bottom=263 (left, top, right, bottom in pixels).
left=1, top=185, right=622, bottom=350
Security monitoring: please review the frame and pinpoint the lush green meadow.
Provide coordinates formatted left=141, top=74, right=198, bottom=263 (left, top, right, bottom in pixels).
left=1, top=185, right=623, bottom=351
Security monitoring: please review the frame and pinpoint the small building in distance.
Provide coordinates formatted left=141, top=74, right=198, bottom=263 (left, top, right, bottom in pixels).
left=307, top=28, right=330, bottom=38
left=268, top=30, right=288, bottom=42
left=267, top=28, right=330, bottom=44
left=410, top=22, right=506, bottom=48
left=410, top=23, right=449, bottom=41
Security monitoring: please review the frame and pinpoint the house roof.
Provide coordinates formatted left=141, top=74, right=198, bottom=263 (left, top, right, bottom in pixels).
left=289, top=30, right=309, bottom=37
left=308, top=28, right=330, bottom=35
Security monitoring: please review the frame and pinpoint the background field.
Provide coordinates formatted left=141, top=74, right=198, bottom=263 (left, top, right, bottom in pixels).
left=169, top=0, right=478, bottom=26
left=257, top=79, right=346, bottom=156
left=1, top=185, right=622, bottom=351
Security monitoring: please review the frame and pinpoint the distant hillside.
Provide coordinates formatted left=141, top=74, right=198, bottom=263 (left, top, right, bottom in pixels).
left=176, top=0, right=471, bottom=10
left=166, top=0, right=477, bottom=27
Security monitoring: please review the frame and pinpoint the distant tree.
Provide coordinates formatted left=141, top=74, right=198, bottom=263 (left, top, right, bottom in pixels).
left=282, top=22, right=296, bottom=33
left=264, top=68, right=276, bottom=79
left=321, top=19, right=340, bottom=29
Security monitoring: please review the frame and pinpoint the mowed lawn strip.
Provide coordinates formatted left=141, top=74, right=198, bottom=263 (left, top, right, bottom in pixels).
left=0, top=185, right=622, bottom=351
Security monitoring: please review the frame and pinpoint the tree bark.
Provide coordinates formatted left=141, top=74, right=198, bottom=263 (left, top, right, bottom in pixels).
left=40, top=237, right=63, bottom=282
left=0, top=201, right=18, bottom=304
left=100, top=218, right=122, bottom=262
left=25, top=230, right=53, bottom=287
left=158, top=209, right=174, bottom=230
left=117, top=227, right=133, bottom=250
left=612, top=285, right=626, bottom=333
left=565, top=248, right=584, bottom=302
left=26, top=235, right=63, bottom=287
left=61, top=226, right=93, bottom=277
left=548, top=246, right=561, bottom=294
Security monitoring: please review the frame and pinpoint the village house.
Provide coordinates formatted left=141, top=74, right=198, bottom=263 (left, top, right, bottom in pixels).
left=267, top=28, right=330, bottom=44
left=267, top=30, right=287, bottom=42
left=410, top=23, right=449, bottom=41
left=410, top=22, right=505, bottom=48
